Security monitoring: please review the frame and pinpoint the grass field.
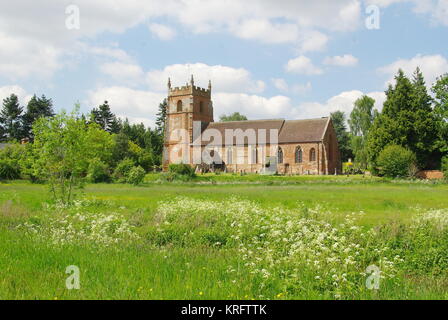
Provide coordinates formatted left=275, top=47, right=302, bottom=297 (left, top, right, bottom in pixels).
left=1, top=176, right=448, bottom=300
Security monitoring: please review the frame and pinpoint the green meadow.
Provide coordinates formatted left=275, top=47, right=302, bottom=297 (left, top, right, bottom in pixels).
left=1, top=176, right=448, bottom=300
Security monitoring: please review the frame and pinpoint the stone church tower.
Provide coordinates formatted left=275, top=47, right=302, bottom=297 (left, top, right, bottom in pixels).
left=163, top=76, right=214, bottom=168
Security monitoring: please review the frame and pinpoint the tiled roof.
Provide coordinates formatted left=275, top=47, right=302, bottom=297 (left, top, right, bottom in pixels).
left=194, top=117, right=329, bottom=146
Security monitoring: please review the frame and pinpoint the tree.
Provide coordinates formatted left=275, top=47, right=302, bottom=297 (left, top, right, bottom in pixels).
left=91, top=101, right=120, bottom=133
left=23, top=94, right=54, bottom=139
left=112, top=132, right=131, bottom=165
left=155, top=99, right=167, bottom=136
left=432, top=74, right=448, bottom=155
left=0, top=94, right=23, bottom=142
left=348, top=95, right=377, bottom=168
left=330, top=111, right=352, bottom=162
left=376, top=145, right=416, bottom=178
left=219, top=112, right=247, bottom=122
left=32, top=107, right=113, bottom=204
left=367, top=69, right=439, bottom=169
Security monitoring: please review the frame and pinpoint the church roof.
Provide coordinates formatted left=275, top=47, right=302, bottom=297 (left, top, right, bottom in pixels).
left=195, top=117, right=329, bottom=146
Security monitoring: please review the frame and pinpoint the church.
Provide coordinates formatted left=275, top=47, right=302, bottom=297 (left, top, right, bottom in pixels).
left=163, top=77, right=341, bottom=175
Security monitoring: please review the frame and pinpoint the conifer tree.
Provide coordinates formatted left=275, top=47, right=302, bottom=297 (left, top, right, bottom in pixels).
left=0, top=94, right=24, bottom=142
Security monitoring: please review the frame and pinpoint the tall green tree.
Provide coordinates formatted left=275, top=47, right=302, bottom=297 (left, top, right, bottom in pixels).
left=91, top=101, right=120, bottom=133
left=0, top=94, right=24, bottom=142
left=219, top=112, right=247, bottom=122
left=32, top=107, right=113, bottom=204
left=330, top=111, right=352, bottom=162
left=23, top=94, right=55, bottom=139
left=155, top=99, right=167, bottom=136
left=348, top=95, right=377, bottom=168
left=432, top=74, right=448, bottom=154
left=367, top=69, right=439, bottom=169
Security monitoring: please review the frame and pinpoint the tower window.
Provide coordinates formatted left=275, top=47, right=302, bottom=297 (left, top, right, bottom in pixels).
left=199, top=101, right=204, bottom=113
left=177, top=100, right=183, bottom=112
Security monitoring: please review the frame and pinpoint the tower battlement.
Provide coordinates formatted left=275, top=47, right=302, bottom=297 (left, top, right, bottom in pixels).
left=168, top=76, right=212, bottom=98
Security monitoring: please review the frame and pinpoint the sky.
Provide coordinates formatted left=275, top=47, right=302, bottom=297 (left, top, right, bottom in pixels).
left=0, top=0, right=447, bottom=128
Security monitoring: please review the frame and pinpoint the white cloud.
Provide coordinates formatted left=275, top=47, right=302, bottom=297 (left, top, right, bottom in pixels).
left=272, top=78, right=289, bottom=92
left=0, top=0, right=365, bottom=81
left=323, top=54, right=359, bottom=67
left=291, top=82, right=313, bottom=95
left=87, top=86, right=165, bottom=127
left=214, top=93, right=293, bottom=119
left=292, top=90, right=386, bottom=119
left=230, top=19, right=300, bottom=44
left=365, top=0, right=448, bottom=25
left=0, top=85, right=32, bottom=105
left=147, top=63, right=265, bottom=93
left=298, top=31, right=328, bottom=53
left=285, top=55, right=323, bottom=75
left=0, top=31, right=62, bottom=79
left=99, top=62, right=145, bottom=84
left=271, top=78, right=312, bottom=95
left=378, top=54, right=448, bottom=87
left=149, top=23, right=176, bottom=40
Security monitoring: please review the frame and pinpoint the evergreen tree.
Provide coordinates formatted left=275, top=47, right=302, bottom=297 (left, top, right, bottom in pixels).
left=432, top=74, right=448, bottom=154
left=367, top=69, right=439, bottom=169
left=155, top=99, right=167, bottom=136
left=91, top=101, right=118, bottom=133
left=348, top=95, right=377, bottom=168
left=23, top=94, right=55, bottom=139
left=0, top=94, right=24, bottom=142
left=330, top=111, right=352, bottom=162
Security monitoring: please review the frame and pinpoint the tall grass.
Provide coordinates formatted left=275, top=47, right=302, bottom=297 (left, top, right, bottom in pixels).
left=0, top=180, right=447, bottom=299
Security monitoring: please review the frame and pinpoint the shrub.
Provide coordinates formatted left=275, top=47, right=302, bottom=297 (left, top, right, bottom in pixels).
left=113, top=158, right=135, bottom=182
left=87, top=158, right=110, bottom=183
left=442, top=156, right=448, bottom=179
left=168, top=163, right=196, bottom=177
left=0, top=144, right=24, bottom=180
left=0, top=159, right=21, bottom=180
left=126, top=166, right=146, bottom=185
left=376, top=145, right=416, bottom=178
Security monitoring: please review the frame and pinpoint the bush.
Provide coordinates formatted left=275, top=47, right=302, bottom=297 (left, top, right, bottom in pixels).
left=376, top=145, right=416, bottom=178
left=168, top=163, right=196, bottom=177
left=113, top=158, right=135, bottom=182
left=87, top=159, right=111, bottom=183
left=0, top=159, right=21, bottom=180
left=0, top=144, right=24, bottom=180
left=442, top=156, right=448, bottom=179
left=126, top=166, right=146, bottom=185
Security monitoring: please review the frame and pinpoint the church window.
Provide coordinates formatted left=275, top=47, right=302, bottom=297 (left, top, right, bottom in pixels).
left=295, top=146, right=303, bottom=163
left=177, top=100, right=183, bottom=112
left=278, top=147, right=283, bottom=164
left=310, top=148, right=316, bottom=161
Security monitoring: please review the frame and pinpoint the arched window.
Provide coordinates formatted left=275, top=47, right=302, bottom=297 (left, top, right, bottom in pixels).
left=295, top=146, right=302, bottom=163
left=199, top=101, right=204, bottom=113
left=177, top=100, right=183, bottom=112
left=309, top=148, right=316, bottom=161
left=251, top=146, right=258, bottom=164
left=277, top=147, right=283, bottom=164
left=227, top=147, right=233, bottom=165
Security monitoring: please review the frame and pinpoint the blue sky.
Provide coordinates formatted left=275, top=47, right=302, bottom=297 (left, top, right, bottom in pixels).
left=0, top=0, right=447, bottom=128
